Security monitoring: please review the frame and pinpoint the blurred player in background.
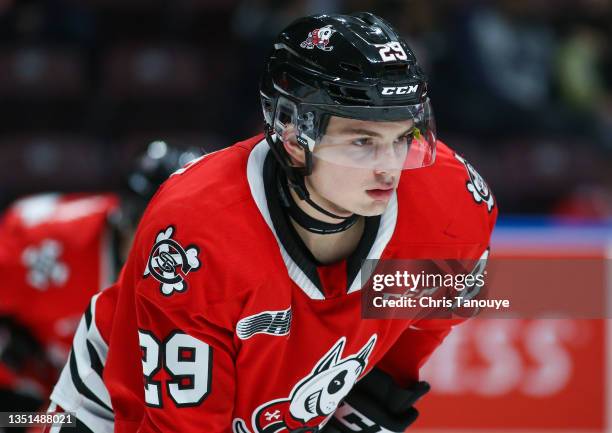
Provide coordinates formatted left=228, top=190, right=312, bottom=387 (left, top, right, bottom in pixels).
left=0, top=142, right=200, bottom=418
left=48, top=12, right=496, bottom=433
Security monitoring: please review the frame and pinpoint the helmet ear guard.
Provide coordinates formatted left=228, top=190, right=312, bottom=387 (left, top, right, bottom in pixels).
left=263, top=120, right=312, bottom=201
left=264, top=94, right=318, bottom=179
left=274, top=97, right=315, bottom=150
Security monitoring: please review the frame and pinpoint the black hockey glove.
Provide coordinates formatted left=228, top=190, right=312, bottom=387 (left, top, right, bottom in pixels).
left=322, top=367, right=430, bottom=433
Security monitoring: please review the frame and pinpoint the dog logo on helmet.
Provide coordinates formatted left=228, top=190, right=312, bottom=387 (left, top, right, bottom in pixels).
left=300, top=25, right=337, bottom=51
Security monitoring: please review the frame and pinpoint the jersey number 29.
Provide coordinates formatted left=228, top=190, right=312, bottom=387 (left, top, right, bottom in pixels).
left=139, top=329, right=212, bottom=407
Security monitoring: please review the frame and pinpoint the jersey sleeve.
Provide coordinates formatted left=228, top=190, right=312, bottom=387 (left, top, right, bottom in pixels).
left=375, top=324, right=453, bottom=388
left=134, top=288, right=237, bottom=432
left=376, top=182, right=498, bottom=387
left=125, top=208, right=238, bottom=432
left=49, top=286, right=116, bottom=433
left=375, top=245, right=491, bottom=388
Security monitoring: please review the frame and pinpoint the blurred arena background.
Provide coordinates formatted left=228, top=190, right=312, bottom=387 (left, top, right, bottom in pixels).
left=0, top=0, right=611, bottom=431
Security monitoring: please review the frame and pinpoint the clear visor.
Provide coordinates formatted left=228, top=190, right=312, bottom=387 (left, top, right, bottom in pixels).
left=311, top=101, right=435, bottom=171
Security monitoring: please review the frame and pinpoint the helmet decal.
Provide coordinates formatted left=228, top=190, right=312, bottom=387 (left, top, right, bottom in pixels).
left=300, top=25, right=337, bottom=51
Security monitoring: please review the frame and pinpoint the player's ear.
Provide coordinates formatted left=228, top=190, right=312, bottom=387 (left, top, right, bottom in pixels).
left=282, top=125, right=306, bottom=168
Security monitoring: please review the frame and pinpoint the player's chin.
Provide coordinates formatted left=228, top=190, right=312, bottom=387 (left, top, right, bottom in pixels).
left=357, top=198, right=391, bottom=216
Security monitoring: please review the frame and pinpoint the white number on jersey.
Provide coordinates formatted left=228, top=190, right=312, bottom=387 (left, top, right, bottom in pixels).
left=139, top=330, right=162, bottom=407
left=139, top=330, right=212, bottom=407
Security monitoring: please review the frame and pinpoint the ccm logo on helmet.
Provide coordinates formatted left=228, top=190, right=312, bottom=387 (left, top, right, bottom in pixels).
left=381, top=85, right=418, bottom=95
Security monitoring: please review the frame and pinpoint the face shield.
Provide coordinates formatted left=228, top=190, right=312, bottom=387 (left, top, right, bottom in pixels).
left=273, top=96, right=436, bottom=171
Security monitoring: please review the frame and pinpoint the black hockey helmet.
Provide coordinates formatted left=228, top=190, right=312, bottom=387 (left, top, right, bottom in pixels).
left=126, top=140, right=202, bottom=201
left=260, top=11, right=436, bottom=196
left=116, top=140, right=202, bottom=229
left=108, top=141, right=202, bottom=267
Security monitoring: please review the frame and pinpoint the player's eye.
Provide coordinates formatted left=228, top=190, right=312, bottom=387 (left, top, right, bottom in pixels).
left=352, top=137, right=374, bottom=147
left=394, top=131, right=414, bottom=145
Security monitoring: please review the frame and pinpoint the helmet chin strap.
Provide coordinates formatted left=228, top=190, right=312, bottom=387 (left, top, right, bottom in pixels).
left=265, top=125, right=359, bottom=234
left=278, top=174, right=359, bottom=235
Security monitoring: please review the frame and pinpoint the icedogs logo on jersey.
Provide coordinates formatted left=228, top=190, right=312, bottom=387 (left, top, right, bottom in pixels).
left=454, top=153, right=495, bottom=212
left=233, top=335, right=377, bottom=433
left=300, top=25, right=336, bottom=51
left=237, top=308, right=292, bottom=340
left=144, top=226, right=201, bottom=296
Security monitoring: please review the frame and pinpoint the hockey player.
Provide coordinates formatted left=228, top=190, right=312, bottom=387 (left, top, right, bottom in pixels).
left=49, top=12, right=497, bottom=433
left=0, top=142, right=199, bottom=416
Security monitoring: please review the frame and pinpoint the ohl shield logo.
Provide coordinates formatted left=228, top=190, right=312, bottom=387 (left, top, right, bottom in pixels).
left=144, top=226, right=201, bottom=296
left=236, top=308, right=292, bottom=340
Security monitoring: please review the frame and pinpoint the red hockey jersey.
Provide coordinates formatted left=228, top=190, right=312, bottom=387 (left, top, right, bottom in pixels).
left=0, top=193, right=119, bottom=395
left=51, top=134, right=497, bottom=433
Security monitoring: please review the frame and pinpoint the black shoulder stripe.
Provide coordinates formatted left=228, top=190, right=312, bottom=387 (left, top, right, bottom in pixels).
left=69, top=351, right=113, bottom=413
left=84, top=302, right=92, bottom=330
left=86, top=340, right=105, bottom=379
